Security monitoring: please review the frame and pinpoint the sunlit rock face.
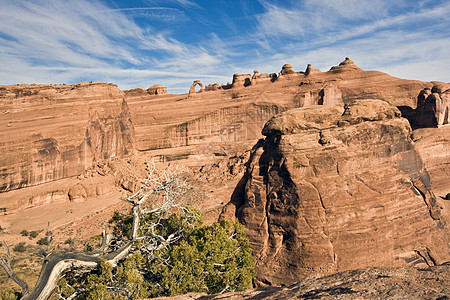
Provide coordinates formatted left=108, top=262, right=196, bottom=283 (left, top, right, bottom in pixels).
left=221, top=99, right=449, bottom=286
left=127, top=58, right=430, bottom=153
left=415, top=82, right=450, bottom=127
left=0, top=82, right=135, bottom=192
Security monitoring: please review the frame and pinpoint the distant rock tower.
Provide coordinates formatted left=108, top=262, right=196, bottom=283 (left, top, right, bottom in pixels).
left=305, top=64, right=322, bottom=76
left=415, top=83, right=450, bottom=127
left=280, top=64, right=296, bottom=75
left=147, top=84, right=167, bottom=95
left=329, top=57, right=362, bottom=73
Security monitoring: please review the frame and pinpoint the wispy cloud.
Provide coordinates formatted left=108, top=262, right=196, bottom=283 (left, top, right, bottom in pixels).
left=249, top=0, right=450, bottom=81
left=0, top=0, right=228, bottom=91
left=0, top=0, right=448, bottom=93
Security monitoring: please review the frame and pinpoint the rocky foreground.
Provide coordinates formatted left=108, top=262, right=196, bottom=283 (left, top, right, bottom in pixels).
left=155, top=263, right=450, bottom=299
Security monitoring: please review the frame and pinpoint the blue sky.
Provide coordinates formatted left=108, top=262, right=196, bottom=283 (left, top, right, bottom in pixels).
left=1, top=0, right=449, bottom=93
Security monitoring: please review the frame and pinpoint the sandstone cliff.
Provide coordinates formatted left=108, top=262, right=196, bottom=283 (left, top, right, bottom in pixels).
left=0, top=82, right=135, bottom=193
left=221, top=99, right=449, bottom=286
left=127, top=58, right=430, bottom=154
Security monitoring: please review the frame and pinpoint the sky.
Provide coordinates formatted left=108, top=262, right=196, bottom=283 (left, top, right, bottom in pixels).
left=1, top=0, right=449, bottom=93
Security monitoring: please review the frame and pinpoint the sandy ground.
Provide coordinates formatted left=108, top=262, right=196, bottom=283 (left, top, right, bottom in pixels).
left=0, top=184, right=130, bottom=247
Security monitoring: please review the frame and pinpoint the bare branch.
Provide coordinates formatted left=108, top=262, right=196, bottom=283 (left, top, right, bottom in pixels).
left=0, top=242, right=30, bottom=295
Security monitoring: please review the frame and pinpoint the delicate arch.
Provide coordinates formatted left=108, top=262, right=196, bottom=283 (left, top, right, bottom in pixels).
left=189, top=80, right=204, bottom=94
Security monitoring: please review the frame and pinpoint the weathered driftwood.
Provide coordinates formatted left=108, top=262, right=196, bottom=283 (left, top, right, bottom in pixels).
left=22, top=242, right=133, bottom=300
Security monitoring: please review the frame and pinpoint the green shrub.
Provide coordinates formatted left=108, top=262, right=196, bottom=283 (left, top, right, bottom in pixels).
left=108, top=210, right=133, bottom=239
left=0, top=288, right=21, bottom=300
left=146, top=218, right=255, bottom=296
left=29, top=231, right=38, bottom=239
left=20, top=230, right=29, bottom=236
left=446, top=193, right=450, bottom=200
left=64, top=237, right=74, bottom=245
left=37, top=237, right=49, bottom=245
left=80, top=213, right=255, bottom=299
left=84, top=235, right=102, bottom=252
left=13, top=242, right=26, bottom=253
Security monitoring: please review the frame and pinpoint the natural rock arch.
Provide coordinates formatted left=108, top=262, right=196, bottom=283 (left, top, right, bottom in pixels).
left=189, top=80, right=204, bottom=94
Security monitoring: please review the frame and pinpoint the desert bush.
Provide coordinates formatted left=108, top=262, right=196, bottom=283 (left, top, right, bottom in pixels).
left=0, top=288, right=21, bottom=300
left=29, top=231, right=38, bottom=239
left=64, top=237, right=74, bottom=245
left=446, top=193, right=450, bottom=200
left=83, top=235, right=102, bottom=252
left=20, top=230, right=29, bottom=237
left=13, top=243, right=26, bottom=253
left=79, top=213, right=255, bottom=299
left=36, top=237, right=49, bottom=246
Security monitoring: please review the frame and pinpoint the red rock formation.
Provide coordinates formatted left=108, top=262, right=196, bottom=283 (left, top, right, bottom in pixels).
left=204, top=83, right=222, bottom=91
left=221, top=99, right=449, bottom=286
left=124, top=88, right=147, bottom=97
left=147, top=84, right=168, bottom=95
left=329, top=57, right=362, bottom=73
left=305, top=63, right=322, bottom=76
left=415, top=83, right=449, bottom=127
left=0, top=82, right=135, bottom=192
left=189, top=80, right=204, bottom=94
left=232, top=73, right=252, bottom=88
left=127, top=58, right=430, bottom=153
left=279, top=64, right=296, bottom=75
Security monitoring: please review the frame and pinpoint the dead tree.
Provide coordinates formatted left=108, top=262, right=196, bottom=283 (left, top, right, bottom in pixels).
left=0, top=163, right=198, bottom=300
left=0, top=242, right=29, bottom=295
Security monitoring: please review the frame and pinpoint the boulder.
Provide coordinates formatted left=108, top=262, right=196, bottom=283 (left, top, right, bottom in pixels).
left=147, top=84, right=168, bottom=95
left=67, top=184, right=87, bottom=202
left=221, top=99, right=449, bottom=286
left=280, top=64, right=296, bottom=75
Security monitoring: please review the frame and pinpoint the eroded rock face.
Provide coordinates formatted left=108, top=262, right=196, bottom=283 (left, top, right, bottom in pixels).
left=0, top=82, right=135, bottom=192
left=415, top=83, right=449, bottom=127
left=221, top=99, right=449, bottom=286
left=305, top=63, right=322, bottom=76
left=147, top=84, right=168, bottom=95
left=232, top=74, right=252, bottom=88
left=280, top=64, right=296, bottom=75
left=127, top=58, right=430, bottom=152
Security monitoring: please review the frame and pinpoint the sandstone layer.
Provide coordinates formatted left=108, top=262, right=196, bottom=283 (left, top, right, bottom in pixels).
left=221, top=99, right=449, bottom=286
left=126, top=58, right=430, bottom=154
left=0, top=82, right=135, bottom=195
